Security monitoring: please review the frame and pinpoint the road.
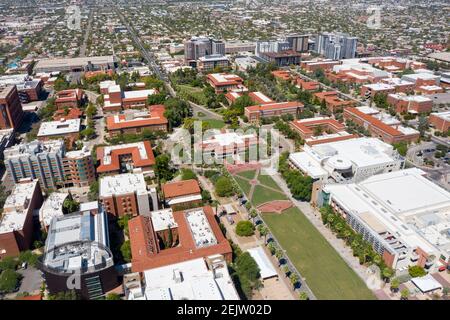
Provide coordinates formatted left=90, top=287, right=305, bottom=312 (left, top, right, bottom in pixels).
left=84, top=90, right=106, bottom=148
left=79, top=9, right=93, bottom=57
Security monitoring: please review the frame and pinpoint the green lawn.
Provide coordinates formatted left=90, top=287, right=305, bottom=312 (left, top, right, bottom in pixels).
left=236, top=170, right=257, bottom=180
left=262, top=207, right=376, bottom=300
left=234, top=176, right=252, bottom=196
left=203, top=119, right=226, bottom=129
left=177, top=85, right=208, bottom=105
left=251, top=185, right=287, bottom=206
left=257, top=174, right=282, bottom=191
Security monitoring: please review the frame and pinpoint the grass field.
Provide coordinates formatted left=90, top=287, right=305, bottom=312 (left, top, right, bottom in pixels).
left=177, top=84, right=207, bottom=105
left=203, top=119, right=226, bottom=129
left=251, top=185, right=287, bottom=206
left=234, top=176, right=252, bottom=196
left=262, top=207, right=376, bottom=300
left=236, top=170, right=257, bottom=180
left=257, top=174, right=282, bottom=191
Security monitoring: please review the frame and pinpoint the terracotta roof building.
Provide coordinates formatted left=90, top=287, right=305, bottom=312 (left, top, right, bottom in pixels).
left=206, top=73, right=247, bottom=93
left=128, top=206, right=232, bottom=272
left=55, top=89, right=85, bottom=109
left=344, top=107, right=420, bottom=144
left=245, top=101, right=304, bottom=123
left=314, top=91, right=356, bottom=112
left=106, top=105, right=168, bottom=137
left=162, top=179, right=202, bottom=209
left=96, top=141, right=155, bottom=176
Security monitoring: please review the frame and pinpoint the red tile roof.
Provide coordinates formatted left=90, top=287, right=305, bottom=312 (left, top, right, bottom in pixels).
left=162, top=179, right=201, bottom=199
left=246, top=101, right=303, bottom=113
left=129, top=206, right=232, bottom=272
left=96, top=141, right=155, bottom=173
left=345, top=107, right=402, bottom=137
left=106, top=105, right=168, bottom=130
left=291, top=118, right=345, bottom=135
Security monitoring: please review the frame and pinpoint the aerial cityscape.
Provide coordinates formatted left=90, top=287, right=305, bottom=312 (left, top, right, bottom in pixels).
left=0, top=0, right=449, bottom=305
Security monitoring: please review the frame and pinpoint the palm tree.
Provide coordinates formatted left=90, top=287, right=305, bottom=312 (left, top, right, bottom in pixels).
left=249, top=209, right=258, bottom=224
left=290, top=273, right=299, bottom=289
left=400, top=288, right=409, bottom=300
left=258, top=225, right=269, bottom=242
left=382, top=267, right=394, bottom=282
left=390, top=278, right=400, bottom=293
left=275, top=249, right=284, bottom=265
left=299, top=292, right=309, bottom=300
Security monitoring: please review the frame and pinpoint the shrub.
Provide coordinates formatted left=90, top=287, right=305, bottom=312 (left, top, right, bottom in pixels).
left=408, top=265, right=426, bottom=278
left=0, top=269, right=21, bottom=293
left=235, top=220, right=255, bottom=237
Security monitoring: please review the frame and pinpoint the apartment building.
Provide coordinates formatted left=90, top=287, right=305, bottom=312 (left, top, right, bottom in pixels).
left=37, top=118, right=81, bottom=148
left=0, top=85, right=24, bottom=130
left=315, top=33, right=358, bottom=60
left=96, top=141, right=155, bottom=176
left=245, top=101, right=304, bottom=123
left=63, top=147, right=96, bottom=188
left=128, top=206, right=232, bottom=273
left=99, top=173, right=159, bottom=217
left=344, top=107, right=420, bottom=144
left=105, top=105, right=168, bottom=137
left=184, top=37, right=225, bottom=65
left=321, top=168, right=450, bottom=273
left=0, top=179, right=43, bottom=259
left=4, top=140, right=66, bottom=190
left=0, top=74, right=43, bottom=103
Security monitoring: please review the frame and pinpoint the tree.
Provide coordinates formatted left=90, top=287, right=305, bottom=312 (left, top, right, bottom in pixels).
left=105, top=293, right=121, bottom=300
left=88, top=181, right=99, bottom=201
left=120, top=240, right=132, bottom=263
left=201, top=190, right=211, bottom=203
left=62, top=197, right=80, bottom=214
left=164, top=98, right=191, bottom=129
left=214, top=176, right=235, bottom=197
left=85, top=103, right=97, bottom=118
left=235, top=220, right=255, bottom=237
left=289, top=273, right=299, bottom=288
left=18, top=251, right=39, bottom=268
left=257, top=225, right=269, bottom=242
left=249, top=209, right=258, bottom=223
left=181, top=168, right=197, bottom=180
left=81, top=127, right=96, bottom=140
left=408, top=265, right=426, bottom=278
left=393, top=142, right=408, bottom=157
left=390, top=278, right=400, bottom=292
left=155, top=154, right=174, bottom=182
left=299, top=292, right=309, bottom=300
left=400, top=288, right=409, bottom=300
left=47, top=290, right=78, bottom=300
left=234, top=252, right=261, bottom=298
left=0, top=269, right=20, bottom=293
left=0, top=256, right=18, bottom=271
left=147, top=92, right=167, bottom=105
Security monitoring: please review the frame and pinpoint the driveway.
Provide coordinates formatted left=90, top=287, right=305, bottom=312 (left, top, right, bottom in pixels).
left=17, top=267, right=43, bottom=295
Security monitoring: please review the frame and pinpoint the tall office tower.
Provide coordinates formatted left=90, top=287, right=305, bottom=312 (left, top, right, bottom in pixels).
left=4, top=140, right=66, bottom=190
left=315, top=33, right=358, bottom=60
left=286, top=34, right=310, bottom=52
left=0, top=85, right=24, bottom=130
left=212, top=39, right=225, bottom=55
left=184, top=37, right=225, bottom=63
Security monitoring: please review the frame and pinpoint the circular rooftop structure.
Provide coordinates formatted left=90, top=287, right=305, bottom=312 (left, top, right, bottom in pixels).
left=327, top=155, right=352, bottom=171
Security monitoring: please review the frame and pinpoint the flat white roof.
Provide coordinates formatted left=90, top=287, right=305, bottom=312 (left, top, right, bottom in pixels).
left=142, top=257, right=239, bottom=300
left=310, top=137, right=398, bottom=168
left=411, top=275, right=442, bottom=293
left=420, top=85, right=443, bottom=91
left=123, top=89, right=157, bottom=99
left=1, top=180, right=39, bottom=234
left=39, top=192, right=69, bottom=227
left=99, top=173, right=148, bottom=197
left=431, top=111, right=450, bottom=121
left=289, top=152, right=328, bottom=179
left=203, top=131, right=256, bottom=147
left=185, top=209, right=217, bottom=248
left=247, top=246, right=278, bottom=280
left=389, top=93, right=432, bottom=103
left=324, top=168, right=450, bottom=255
left=150, top=209, right=178, bottom=232
left=37, top=119, right=81, bottom=137
left=363, top=83, right=395, bottom=91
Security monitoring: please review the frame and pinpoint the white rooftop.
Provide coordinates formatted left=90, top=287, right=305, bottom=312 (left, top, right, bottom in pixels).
left=411, top=275, right=443, bottom=293
left=37, top=119, right=81, bottom=137
left=431, top=111, right=450, bottom=121
left=363, top=83, right=395, bottom=91
left=0, top=180, right=39, bottom=234
left=185, top=208, right=217, bottom=248
left=123, top=89, right=157, bottom=99
left=389, top=93, right=432, bottom=103
left=99, top=173, right=148, bottom=197
left=323, top=168, right=450, bottom=256
left=150, top=208, right=178, bottom=232
left=289, top=152, right=328, bottom=179
left=141, top=257, right=239, bottom=300
left=39, top=192, right=69, bottom=227
left=247, top=246, right=278, bottom=280
left=209, top=73, right=242, bottom=84
left=203, top=131, right=256, bottom=147
left=64, top=146, right=91, bottom=159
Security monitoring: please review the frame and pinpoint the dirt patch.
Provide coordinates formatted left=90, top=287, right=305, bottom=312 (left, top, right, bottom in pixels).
left=226, top=162, right=261, bottom=175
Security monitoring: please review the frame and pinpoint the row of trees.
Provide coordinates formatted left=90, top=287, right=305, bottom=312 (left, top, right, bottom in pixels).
left=319, top=205, right=395, bottom=281
left=278, top=152, right=313, bottom=202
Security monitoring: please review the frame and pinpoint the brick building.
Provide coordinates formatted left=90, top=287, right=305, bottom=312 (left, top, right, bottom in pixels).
left=387, top=94, right=433, bottom=114
left=162, top=179, right=202, bottom=210
left=245, top=101, right=304, bottom=123
left=0, top=85, right=24, bottom=130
